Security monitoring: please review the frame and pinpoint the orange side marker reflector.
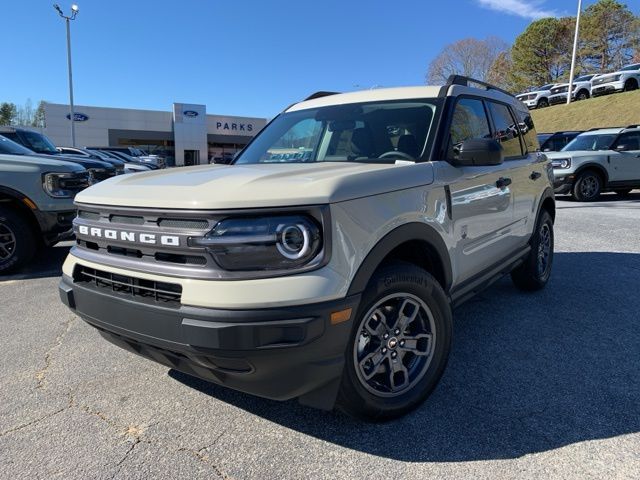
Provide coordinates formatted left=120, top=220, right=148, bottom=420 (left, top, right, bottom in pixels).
left=331, top=308, right=352, bottom=325
left=22, top=197, right=37, bottom=210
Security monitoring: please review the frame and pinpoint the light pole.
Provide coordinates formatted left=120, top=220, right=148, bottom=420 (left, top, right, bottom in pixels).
left=53, top=3, right=79, bottom=146
left=567, top=0, right=583, bottom=105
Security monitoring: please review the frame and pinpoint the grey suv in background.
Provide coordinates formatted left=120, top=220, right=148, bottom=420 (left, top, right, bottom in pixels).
left=547, top=125, right=640, bottom=200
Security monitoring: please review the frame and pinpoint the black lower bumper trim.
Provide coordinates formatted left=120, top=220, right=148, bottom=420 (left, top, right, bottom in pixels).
left=59, top=275, right=360, bottom=405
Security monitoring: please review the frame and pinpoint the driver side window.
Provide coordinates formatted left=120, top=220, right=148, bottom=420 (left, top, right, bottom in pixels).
left=448, top=98, right=491, bottom=160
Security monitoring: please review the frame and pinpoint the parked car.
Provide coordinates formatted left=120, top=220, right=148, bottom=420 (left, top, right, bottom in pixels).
left=87, top=146, right=166, bottom=168
left=547, top=125, right=640, bottom=201
left=84, top=148, right=155, bottom=172
left=591, top=63, right=640, bottom=97
left=548, top=74, right=597, bottom=105
left=57, top=146, right=126, bottom=175
left=89, top=149, right=159, bottom=170
left=0, top=130, right=116, bottom=184
left=0, top=136, right=90, bottom=273
left=537, top=131, right=583, bottom=152
left=59, top=75, right=556, bottom=420
left=516, top=83, right=555, bottom=109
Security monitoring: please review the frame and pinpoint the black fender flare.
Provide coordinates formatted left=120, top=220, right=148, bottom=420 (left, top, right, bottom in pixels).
left=346, top=222, right=453, bottom=296
left=535, top=186, right=556, bottom=223
left=574, top=163, right=610, bottom=184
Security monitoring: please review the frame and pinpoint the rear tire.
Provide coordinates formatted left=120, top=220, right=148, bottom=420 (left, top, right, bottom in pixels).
left=624, top=79, right=638, bottom=92
left=0, top=206, right=37, bottom=274
left=511, top=210, right=554, bottom=291
left=572, top=170, right=602, bottom=201
left=337, top=262, right=452, bottom=421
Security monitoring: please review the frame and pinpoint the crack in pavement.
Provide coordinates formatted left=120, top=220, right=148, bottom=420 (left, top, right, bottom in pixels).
left=0, top=406, right=68, bottom=437
left=35, top=314, right=76, bottom=390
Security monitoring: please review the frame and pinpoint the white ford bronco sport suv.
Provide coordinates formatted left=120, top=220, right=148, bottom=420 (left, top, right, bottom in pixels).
left=547, top=125, right=640, bottom=201
left=59, top=76, right=556, bottom=420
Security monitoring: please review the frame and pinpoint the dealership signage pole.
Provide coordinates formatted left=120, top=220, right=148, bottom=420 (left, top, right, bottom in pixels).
left=53, top=4, right=79, bottom=146
left=567, top=0, right=583, bottom=105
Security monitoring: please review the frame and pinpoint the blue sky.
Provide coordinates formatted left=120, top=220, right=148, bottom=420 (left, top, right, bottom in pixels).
left=2, top=0, right=636, bottom=118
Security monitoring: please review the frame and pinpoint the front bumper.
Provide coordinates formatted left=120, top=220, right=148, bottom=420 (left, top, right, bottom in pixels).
left=591, top=81, right=625, bottom=97
left=553, top=172, right=575, bottom=194
left=59, top=273, right=360, bottom=408
left=34, top=209, right=76, bottom=245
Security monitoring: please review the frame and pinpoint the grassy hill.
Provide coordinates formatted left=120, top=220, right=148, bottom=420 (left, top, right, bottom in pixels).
left=530, top=90, right=640, bottom=133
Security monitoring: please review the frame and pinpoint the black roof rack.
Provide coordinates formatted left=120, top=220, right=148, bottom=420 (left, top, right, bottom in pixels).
left=304, top=91, right=340, bottom=101
left=587, top=126, right=624, bottom=131
left=625, top=124, right=640, bottom=129
left=445, top=75, right=514, bottom=98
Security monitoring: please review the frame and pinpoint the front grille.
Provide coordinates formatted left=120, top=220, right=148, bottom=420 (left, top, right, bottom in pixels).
left=74, top=265, right=182, bottom=304
left=78, top=210, right=100, bottom=221
left=110, top=214, right=145, bottom=225
left=592, top=76, right=613, bottom=86
left=158, top=218, right=209, bottom=229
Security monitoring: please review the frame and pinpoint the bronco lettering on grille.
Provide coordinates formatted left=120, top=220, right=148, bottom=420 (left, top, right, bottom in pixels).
left=77, top=225, right=180, bottom=246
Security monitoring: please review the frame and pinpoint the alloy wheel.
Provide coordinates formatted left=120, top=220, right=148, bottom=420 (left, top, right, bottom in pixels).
left=0, top=222, right=16, bottom=261
left=579, top=175, right=599, bottom=199
left=354, top=293, right=436, bottom=398
left=537, top=223, right=552, bottom=277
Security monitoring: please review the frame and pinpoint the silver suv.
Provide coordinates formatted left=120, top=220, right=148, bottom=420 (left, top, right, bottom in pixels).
left=547, top=126, right=640, bottom=201
left=58, top=76, right=555, bottom=420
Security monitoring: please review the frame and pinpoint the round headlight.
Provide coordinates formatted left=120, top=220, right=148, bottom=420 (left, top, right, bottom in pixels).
left=277, top=223, right=311, bottom=259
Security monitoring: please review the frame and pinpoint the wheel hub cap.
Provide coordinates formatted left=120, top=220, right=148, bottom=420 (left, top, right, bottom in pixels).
left=354, top=293, right=436, bottom=398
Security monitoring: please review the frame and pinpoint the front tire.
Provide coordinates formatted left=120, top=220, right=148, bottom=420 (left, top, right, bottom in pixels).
left=0, top=206, right=37, bottom=274
left=572, top=170, right=602, bottom=201
left=624, top=79, right=638, bottom=92
left=537, top=98, right=549, bottom=108
left=337, top=262, right=452, bottom=421
left=576, top=90, right=590, bottom=101
left=511, top=210, right=554, bottom=291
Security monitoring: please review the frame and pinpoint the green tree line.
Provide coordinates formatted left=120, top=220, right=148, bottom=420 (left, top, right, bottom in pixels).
left=0, top=100, right=46, bottom=127
left=428, top=0, right=640, bottom=93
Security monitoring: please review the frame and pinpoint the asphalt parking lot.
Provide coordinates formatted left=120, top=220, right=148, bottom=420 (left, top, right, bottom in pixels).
left=1, top=193, right=639, bottom=480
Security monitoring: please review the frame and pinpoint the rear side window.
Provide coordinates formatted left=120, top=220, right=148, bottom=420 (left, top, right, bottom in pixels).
left=512, top=104, right=540, bottom=153
left=486, top=102, right=524, bottom=159
left=447, top=98, right=491, bottom=160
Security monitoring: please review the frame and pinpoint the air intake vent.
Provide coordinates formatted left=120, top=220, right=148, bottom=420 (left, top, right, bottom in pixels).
left=78, top=210, right=100, bottom=221
left=158, top=218, right=210, bottom=229
left=110, top=215, right=145, bottom=225
left=74, top=266, right=182, bottom=304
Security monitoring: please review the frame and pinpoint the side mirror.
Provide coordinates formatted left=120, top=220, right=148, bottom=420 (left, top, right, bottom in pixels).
left=453, top=139, right=504, bottom=167
left=616, top=144, right=629, bottom=151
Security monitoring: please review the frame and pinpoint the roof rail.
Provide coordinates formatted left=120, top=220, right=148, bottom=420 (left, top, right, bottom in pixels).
left=587, top=126, right=624, bottom=131
left=445, top=75, right=514, bottom=98
left=625, top=124, right=640, bottom=129
left=304, top=91, right=340, bottom=101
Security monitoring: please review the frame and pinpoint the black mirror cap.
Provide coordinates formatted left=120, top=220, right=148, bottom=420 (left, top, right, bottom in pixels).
left=615, top=144, right=628, bottom=151
left=453, top=139, right=504, bottom=166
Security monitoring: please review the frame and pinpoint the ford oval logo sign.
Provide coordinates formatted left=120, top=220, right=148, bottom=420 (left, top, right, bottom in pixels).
left=183, top=110, right=199, bottom=117
left=66, top=112, right=89, bottom=122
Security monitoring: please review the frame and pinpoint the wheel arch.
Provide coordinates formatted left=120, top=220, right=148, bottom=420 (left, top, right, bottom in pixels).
left=574, top=163, right=609, bottom=185
left=536, top=187, right=556, bottom=224
left=346, top=223, right=453, bottom=297
left=0, top=187, right=42, bottom=236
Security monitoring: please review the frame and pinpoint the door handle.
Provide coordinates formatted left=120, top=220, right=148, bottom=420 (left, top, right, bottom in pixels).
left=496, top=177, right=512, bottom=189
left=530, top=171, right=542, bottom=180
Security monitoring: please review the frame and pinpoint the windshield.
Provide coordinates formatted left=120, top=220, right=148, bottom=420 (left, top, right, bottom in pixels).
left=575, top=75, right=593, bottom=82
left=620, top=64, right=640, bottom=71
left=562, top=133, right=617, bottom=151
left=21, top=131, right=58, bottom=154
left=0, top=135, right=36, bottom=155
left=234, top=100, right=439, bottom=165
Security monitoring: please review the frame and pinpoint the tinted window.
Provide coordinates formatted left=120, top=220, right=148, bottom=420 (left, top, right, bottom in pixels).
left=512, top=103, right=540, bottom=153
left=613, top=132, right=640, bottom=151
left=563, top=133, right=617, bottom=151
left=620, top=64, right=640, bottom=71
left=487, top=102, right=524, bottom=158
left=0, top=135, right=35, bottom=155
left=447, top=98, right=491, bottom=160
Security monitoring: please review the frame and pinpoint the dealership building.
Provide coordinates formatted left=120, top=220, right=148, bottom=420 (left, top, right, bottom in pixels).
left=43, top=102, right=267, bottom=166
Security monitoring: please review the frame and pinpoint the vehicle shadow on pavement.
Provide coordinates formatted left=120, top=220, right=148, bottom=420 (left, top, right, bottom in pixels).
left=1, top=242, right=72, bottom=282
left=174, top=250, right=640, bottom=462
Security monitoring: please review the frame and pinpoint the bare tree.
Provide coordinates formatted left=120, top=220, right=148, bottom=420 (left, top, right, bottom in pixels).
left=427, top=37, right=509, bottom=85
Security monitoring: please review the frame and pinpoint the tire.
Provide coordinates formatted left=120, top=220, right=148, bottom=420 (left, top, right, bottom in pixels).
left=624, top=79, right=638, bottom=92
left=537, top=98, right=549, bottom=108
left=0, top=206, right=37, bottom=274
left=576, top=90, right=590, bottom=101
left=615, top=189, right=633, bottom=197
left=511, top=210, right=554, bottom=291
left=572, top=170, right=602, bottom=201
left=337, top=262, right=452, bottom=421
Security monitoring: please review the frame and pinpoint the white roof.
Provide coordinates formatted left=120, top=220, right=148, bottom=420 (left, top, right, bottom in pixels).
left=287, top=86, right=443, bottom=112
